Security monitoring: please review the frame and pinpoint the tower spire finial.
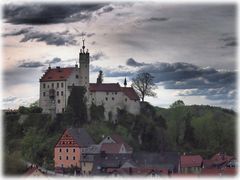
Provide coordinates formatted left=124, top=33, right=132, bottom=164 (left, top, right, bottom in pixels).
left=82, top=33, right=85, bottom=53
left=124, top=77, right=127, bottom=87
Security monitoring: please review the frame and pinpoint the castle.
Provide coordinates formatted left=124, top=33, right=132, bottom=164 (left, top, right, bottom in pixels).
left=39, top=40, right=140, bottom=121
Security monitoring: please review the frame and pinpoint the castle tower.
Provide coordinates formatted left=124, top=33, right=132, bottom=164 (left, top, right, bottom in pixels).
left=79, top=39, right=90, bottom=88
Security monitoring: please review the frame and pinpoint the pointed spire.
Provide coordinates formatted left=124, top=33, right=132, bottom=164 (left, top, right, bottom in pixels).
left=124, top=77, right=127, bottom=87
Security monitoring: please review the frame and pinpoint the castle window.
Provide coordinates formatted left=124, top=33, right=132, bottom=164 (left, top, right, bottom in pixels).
left=52, top=83, right=54, bottom=88
left=58, top=99, right=60, bottom=104
left=57, top=83, right=59, bottom=88
left=73, top=156, right=75, bottom=160
left=115, top=92, right=117, bottom=95
left=61, top=91, right=63, bottom=96
left=125, top=98, right=127, bottom=102
left=47, top=85, right=49, bottom=88
left=76, top=75, right=79, bottom=79
left=112, top=92, right=114, bottom=95
left=66, top=156, right=68, bottom=160
left=43, top=92, right=45, bottom=96
left=62, top=108, right=64, bottom=113
left=43, top=83, right=46, bottom=88
left=73, top=149, right=75, bottom=152
left=106, top=92, right=109, bottom=95
left=92, top=98, right=94, bottom=101
left=59, top=156, right=62, bottom=160
left=61, top=83, right=64, bottom=88
left=57, top=91, right=59, bottom=96
left=66, top=149, right=68, bottom=152
left=59, top=148, right=62, bottom=152
left=106, top=97, right=108, bottom=101
left=112, top=97, right=115, bottom=101
left=85, top=76, right=87, bottom=79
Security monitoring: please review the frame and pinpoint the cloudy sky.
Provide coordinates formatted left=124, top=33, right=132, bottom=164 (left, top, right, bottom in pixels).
left=2, top=1, right=237, bottom=110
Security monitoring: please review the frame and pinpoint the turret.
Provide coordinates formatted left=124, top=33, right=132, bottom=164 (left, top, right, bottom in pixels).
left=79, top=39, right=90, bottom=88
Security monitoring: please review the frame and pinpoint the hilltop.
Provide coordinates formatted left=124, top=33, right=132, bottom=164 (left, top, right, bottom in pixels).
left=3, top=101, right=236, bottom=174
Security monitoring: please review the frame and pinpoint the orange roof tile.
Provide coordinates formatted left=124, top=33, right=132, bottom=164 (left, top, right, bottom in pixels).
left=40, top=67, right=75, bottom=82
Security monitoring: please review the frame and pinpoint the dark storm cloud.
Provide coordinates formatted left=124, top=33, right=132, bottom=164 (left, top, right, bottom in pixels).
left=45, top=57, right=62, bottom=64
left=103, top=59, right=236, bottom=102
left=97, top=6, right=114, bottom=16
left=90, top=52, right=106, bottom=61
left=126, top=58, right=148, bottom=67
left=19, top=61, right=44, bottom=68
left=148, top=17, right=170, bottom=22
left=3, top=27, right=32, bottom=37
left=4, top=28, right=95, bottom=46
left=3, top=96, right=17, bottom=102
left=3, top=3, right=106, bottom=25
left=20, top=31, right=78, bottom=46
left=219, top=34, right=237, bottom=48
left=4, top=67, right=42, bottom=88
left=90, top=65, right=133, bottom=77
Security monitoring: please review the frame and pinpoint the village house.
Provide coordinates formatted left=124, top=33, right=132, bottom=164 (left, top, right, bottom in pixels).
left=54, top=128, right=94, bottom=170
left=39, top=40, right=140, bottom=121
left=179, top=154, right=203, bottom=174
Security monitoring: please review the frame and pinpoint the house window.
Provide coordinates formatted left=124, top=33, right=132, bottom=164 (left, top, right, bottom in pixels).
left=43, top=92, right=45, bottom=96
left=73, top=156, right=75, bottom=160
left=66, top=156, right=68, bottom=160
left=59, top=148, right=62, bottom=152
left=73, top=149, right=75, bottom=152
left=58, top=99, right=60, bottom=104
left=112, top=97, right=115, bottom=101
left=76, top=75, right=79, bottom=79
left=57, top=83, right=59, bottom=88
left=52, top=83, right=54, bottom=88
left=43, top=83, right=46, bottom=88
left=59, top=156, right=61, bottom=160
left=61, top=91, right=63, bottom=96
left=57, top=91, right=59, bottom=96
left=106, top=97, right=108, bottom=101
left=61, top=82, right=64, bottom=88
left=66, top=149, right=68, bottom=152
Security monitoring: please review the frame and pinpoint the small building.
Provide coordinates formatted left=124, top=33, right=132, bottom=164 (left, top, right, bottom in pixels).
left=99, top=134, right=133, bottom=154
left=24, top=165, right=45, bottom=177
left=179, top=154, right=203, bottom=174
left=54, top=128, right=94, bottom=169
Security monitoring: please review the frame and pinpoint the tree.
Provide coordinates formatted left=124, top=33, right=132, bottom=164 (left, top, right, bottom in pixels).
left=131, top=72, right=156, bottom=101
left=170, top=100, right=185, bottom=108
left=96, top=70, right=103, bottom=84
left=67, top=86, right=88, bottom=126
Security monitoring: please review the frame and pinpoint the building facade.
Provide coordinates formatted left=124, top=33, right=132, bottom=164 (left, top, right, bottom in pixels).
left=39, top=41, right=140, bottom=121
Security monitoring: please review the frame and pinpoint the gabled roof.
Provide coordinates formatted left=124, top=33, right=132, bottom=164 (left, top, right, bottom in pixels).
left=89, top=83, right=121, bottom=92
left=67, top=128, right=95, bottom=147
left=40, top=67, right=75, bottom=82
left=121, top=87, right=139, bottom=100
left=110, top=134, right=133, bottom=152
left=100, top=143, right=123, bottom=154
left=180, top=155, right=203, bottom=168
left=210, top=153, right=234, bottom=166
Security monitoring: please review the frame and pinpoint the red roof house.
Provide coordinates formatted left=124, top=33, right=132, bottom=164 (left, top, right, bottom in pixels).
left=179, top=155, right=203, bottom=174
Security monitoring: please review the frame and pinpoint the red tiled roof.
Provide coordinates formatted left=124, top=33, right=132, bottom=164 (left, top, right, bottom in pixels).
left=107, top=167, right=169, bottom=175
left=111, top=134, right=132, bottom=152
left=100, top=143, right=123, bottom=154
left=24, top=166, right=44, bottom=176
left=121, top=87, right=139, bottom=100
left=40, top=67, right=75, bottom=82
left=201, top=167, right=237, bottom=176
left=180, top=155, right=203, bottom=168
left=89, top=83, right=121, bottom=92
left=210, top=153, right=234, bottom=165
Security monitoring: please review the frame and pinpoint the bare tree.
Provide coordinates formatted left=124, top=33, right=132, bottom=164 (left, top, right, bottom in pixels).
left=131, top=72, right=156, bottom=101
